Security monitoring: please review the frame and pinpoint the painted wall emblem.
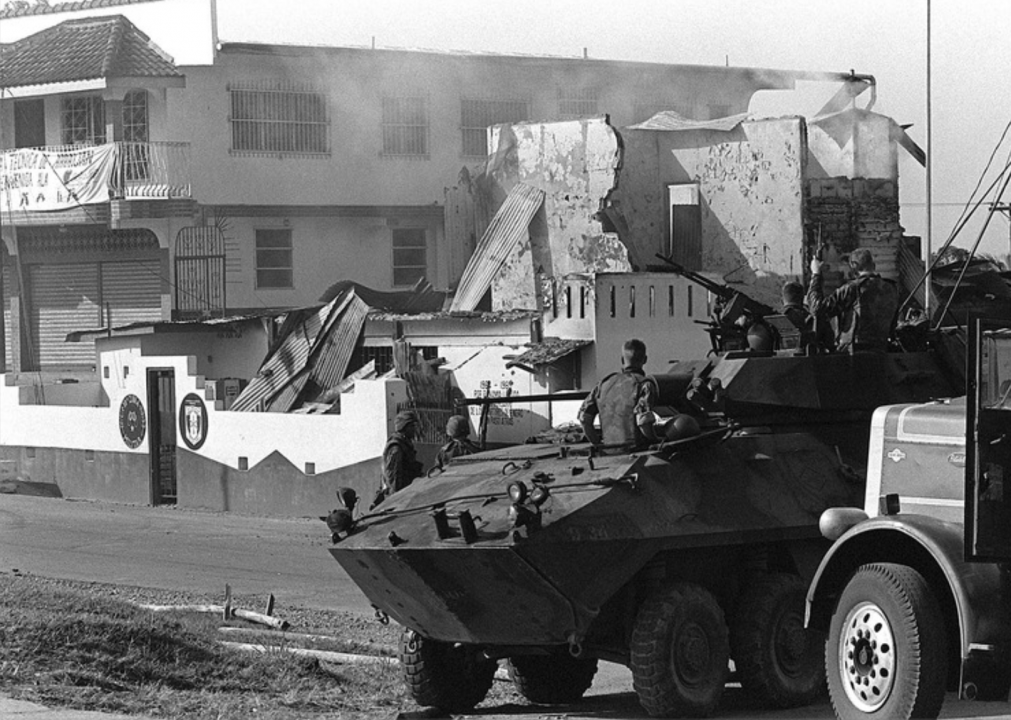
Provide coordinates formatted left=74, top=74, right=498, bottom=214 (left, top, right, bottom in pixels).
left=118, top=394, right=146, bottom=449
left=179, top=393, right=208, bottom=450
left=887, top=448, right=906, bottom=463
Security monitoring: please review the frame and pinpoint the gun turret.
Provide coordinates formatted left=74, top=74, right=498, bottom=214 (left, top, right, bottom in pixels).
left=655, top=253, right=788, bottom=353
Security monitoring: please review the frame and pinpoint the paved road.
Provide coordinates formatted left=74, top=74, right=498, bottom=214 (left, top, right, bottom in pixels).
left=2, top=493, right=1011, bottom=720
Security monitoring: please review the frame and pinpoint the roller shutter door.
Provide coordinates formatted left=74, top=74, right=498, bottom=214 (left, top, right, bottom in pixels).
left=2, top=263, right=11, bottom=371
left=103, top=260, right=162, bottom=326
left=29, top=264, right=101, bottom=370
left=28, top=260, right=162, bottom=370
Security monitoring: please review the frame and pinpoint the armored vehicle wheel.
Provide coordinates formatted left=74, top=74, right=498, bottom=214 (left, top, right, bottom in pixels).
left=827, top=563, right=946, bottom=720
left=399, top=628, right=496, bottom=712
left=506, top=653, right=598, bottom=704
left=631, top=582, right=730, bottom=717
left=731, top=573, right=826, bottom=708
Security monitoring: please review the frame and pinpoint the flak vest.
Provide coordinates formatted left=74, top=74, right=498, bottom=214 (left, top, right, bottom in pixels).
left=597, top=370, right=653, bottom=447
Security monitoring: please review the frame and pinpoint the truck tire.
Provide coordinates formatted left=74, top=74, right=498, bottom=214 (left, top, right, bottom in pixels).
left=399, top=628, right=496, bottom=712
left=631, top=581, right=730, bottom=717
left=731, top=573, right=826, bottom=708
left=827, top=563, right=947, bottom=720
left=506, top=654, right=598, bottom=704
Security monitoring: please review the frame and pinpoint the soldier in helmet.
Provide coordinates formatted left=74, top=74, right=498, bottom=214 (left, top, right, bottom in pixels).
left=436, top=414, right=480, bottom=468
left=807, top=247, right=899, bottom=353
left=578, top=338, right=659, bottom=451
left=371, top=410, right=425, bottom=508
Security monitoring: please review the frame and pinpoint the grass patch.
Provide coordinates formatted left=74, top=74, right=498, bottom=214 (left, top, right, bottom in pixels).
left=0, top=574, right=408, bottom=719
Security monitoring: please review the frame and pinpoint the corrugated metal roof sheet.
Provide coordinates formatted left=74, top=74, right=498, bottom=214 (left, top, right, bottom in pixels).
left=627, top=111, right=750, bottom=132
left=506, top=338, right=591, bottom=369
left=449, top=182, right=544, bottom=312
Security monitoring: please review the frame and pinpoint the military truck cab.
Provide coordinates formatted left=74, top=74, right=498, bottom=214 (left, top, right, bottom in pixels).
left=807, top=316, right=1011, bottom=719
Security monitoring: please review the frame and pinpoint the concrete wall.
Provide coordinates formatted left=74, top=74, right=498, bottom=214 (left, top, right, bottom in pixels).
left=617, top=117, right=807, bottom=307
left=0, top=341, right=407, bottom=516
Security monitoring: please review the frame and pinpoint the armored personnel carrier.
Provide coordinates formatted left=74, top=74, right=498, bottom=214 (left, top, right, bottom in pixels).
left=326, top=329, right=960, bottom=716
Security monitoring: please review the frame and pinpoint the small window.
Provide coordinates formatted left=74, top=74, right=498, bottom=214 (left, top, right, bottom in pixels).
left=382, top=97, right=429, bottom=157
left=559, top=88, right=598, bottom=118
left=61, top=96, right=106, bottom=145
left=230, top=85, right=329, bottom=154
left=460, top=98, right=529, bottom=156
left=255, top=229, right=293, bottom=289
left=392, top=228, right=427, bottom=287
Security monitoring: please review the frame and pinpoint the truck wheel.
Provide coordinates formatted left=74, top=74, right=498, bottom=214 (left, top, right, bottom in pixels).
left=506, top=654, right=598, bottom=704
left=631, top=581, right=730, bottom=717
left=732, top=573, right=826, bottom=708
left=827, top=563, right=946, bottom=720
left=399, top=628, right=496, bottom=712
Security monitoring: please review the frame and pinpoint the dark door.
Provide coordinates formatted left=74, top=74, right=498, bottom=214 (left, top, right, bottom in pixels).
left=966, top=316, right=1011, bottom=561
left=14, top=99, right=45, bottom=148
left=147, top=369, right=177, bottom=505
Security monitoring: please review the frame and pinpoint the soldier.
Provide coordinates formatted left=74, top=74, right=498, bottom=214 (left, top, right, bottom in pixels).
left=436, top=414, right=480, bottom=468
left=371, top=410, right=424, bottom=509
left=578, top=338, right=659, bottom=450
left=781, top=280, right=833, bottom=352
left=807, top=247, right=898, bottom=353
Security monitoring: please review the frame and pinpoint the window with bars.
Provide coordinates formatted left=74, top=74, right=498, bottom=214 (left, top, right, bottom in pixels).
left=61, top=96, right=106, bottom=145
left=460, top=98, right=529, bottom=157
left=230, top=86, right=329, bottom=154
left=392, top=228, right=427, bottom=287
left=558, top=88, right=598, bottom=118
left=122, top=90, right=150, bottom=181
left=255, top=229, right=293, bottom=289
left=382, top=97, right=429, bottom=157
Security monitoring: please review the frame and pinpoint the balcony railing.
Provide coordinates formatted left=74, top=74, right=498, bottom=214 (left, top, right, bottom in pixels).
left=111, top=141, right=192, bottom=200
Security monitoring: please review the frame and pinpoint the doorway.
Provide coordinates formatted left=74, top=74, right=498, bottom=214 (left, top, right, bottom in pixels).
left=147, top=369, right=177, bottom=505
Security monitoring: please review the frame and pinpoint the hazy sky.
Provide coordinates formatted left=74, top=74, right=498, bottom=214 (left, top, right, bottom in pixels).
left=214, top=0, right=1011, bottom=257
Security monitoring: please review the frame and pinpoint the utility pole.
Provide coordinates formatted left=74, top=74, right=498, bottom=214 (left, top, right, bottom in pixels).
left=925, top=0, right=933, bottom=317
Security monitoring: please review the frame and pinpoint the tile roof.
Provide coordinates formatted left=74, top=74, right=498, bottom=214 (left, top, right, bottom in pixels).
left=0, top=0, right=157, bottom=20
left=0, top=14, right=181, bottom=88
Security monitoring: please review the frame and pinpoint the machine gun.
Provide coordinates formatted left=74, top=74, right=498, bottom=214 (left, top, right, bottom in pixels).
left=654, top=253, right=794, bottom=353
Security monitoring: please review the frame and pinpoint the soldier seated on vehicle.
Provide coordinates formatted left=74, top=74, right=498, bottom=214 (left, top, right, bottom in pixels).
left=436, top=414, right=480, bottom=468
left=807, top=248, right=899, bottom=353
left=578, top=338, right=659, bottom=452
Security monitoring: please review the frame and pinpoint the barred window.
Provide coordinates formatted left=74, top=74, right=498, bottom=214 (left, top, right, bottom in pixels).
left=61, top=96, right=106, bottom=145
left=230, top=86, right=329, bottom=154
left=122, top=90, right=150, bottom=181
left=392, top=228, right=427, bottom=287
left=255, top=229, right=293, bottom=289
left=460, top=98, right=529, bottom=157
left=382, top=97, right=429, bottom=157
left=558, top=88, right=598, bottom=118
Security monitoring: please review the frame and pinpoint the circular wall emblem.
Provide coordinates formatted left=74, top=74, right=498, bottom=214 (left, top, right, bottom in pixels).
left=119, top=394, right=146, bottom=449
left=179, top=393, right=208, bottom=450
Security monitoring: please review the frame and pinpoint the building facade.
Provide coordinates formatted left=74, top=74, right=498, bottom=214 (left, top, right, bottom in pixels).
left=0, top=0, right=829, bottom=375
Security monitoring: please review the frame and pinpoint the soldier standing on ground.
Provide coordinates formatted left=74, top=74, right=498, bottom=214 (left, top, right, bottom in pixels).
left=578, top=338, right=659, bottom=450
left=807, top=247, right=899, bottom=352
left=372, top=410, right=424, bottom=508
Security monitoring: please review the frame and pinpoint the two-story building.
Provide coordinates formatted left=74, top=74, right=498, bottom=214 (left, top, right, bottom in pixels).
left=0, top=0, right=849, bottom=375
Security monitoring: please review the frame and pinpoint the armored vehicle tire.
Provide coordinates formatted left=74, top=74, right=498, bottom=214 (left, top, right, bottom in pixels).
left=826, top=563, right=947, bottom=720
left=631, top=581, right=730, bottom=717
left=731, top=573, right=826, bottom=708
left=399, top=628, right=496, bottom=712
left=506, top=654, right=598, bottom=704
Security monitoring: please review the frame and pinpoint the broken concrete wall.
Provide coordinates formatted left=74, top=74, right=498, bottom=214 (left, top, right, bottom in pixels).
left=806, top=108, right=898, bottom=182
left=615, top=117, right=807, bottom=308
left=483, top=118, right=631, bottom=311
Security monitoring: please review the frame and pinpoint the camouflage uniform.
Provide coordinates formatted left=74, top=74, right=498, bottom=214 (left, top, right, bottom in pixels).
left=578, top=368, right=659, bottom=448
left=807, top=272, right=898, bottom=352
